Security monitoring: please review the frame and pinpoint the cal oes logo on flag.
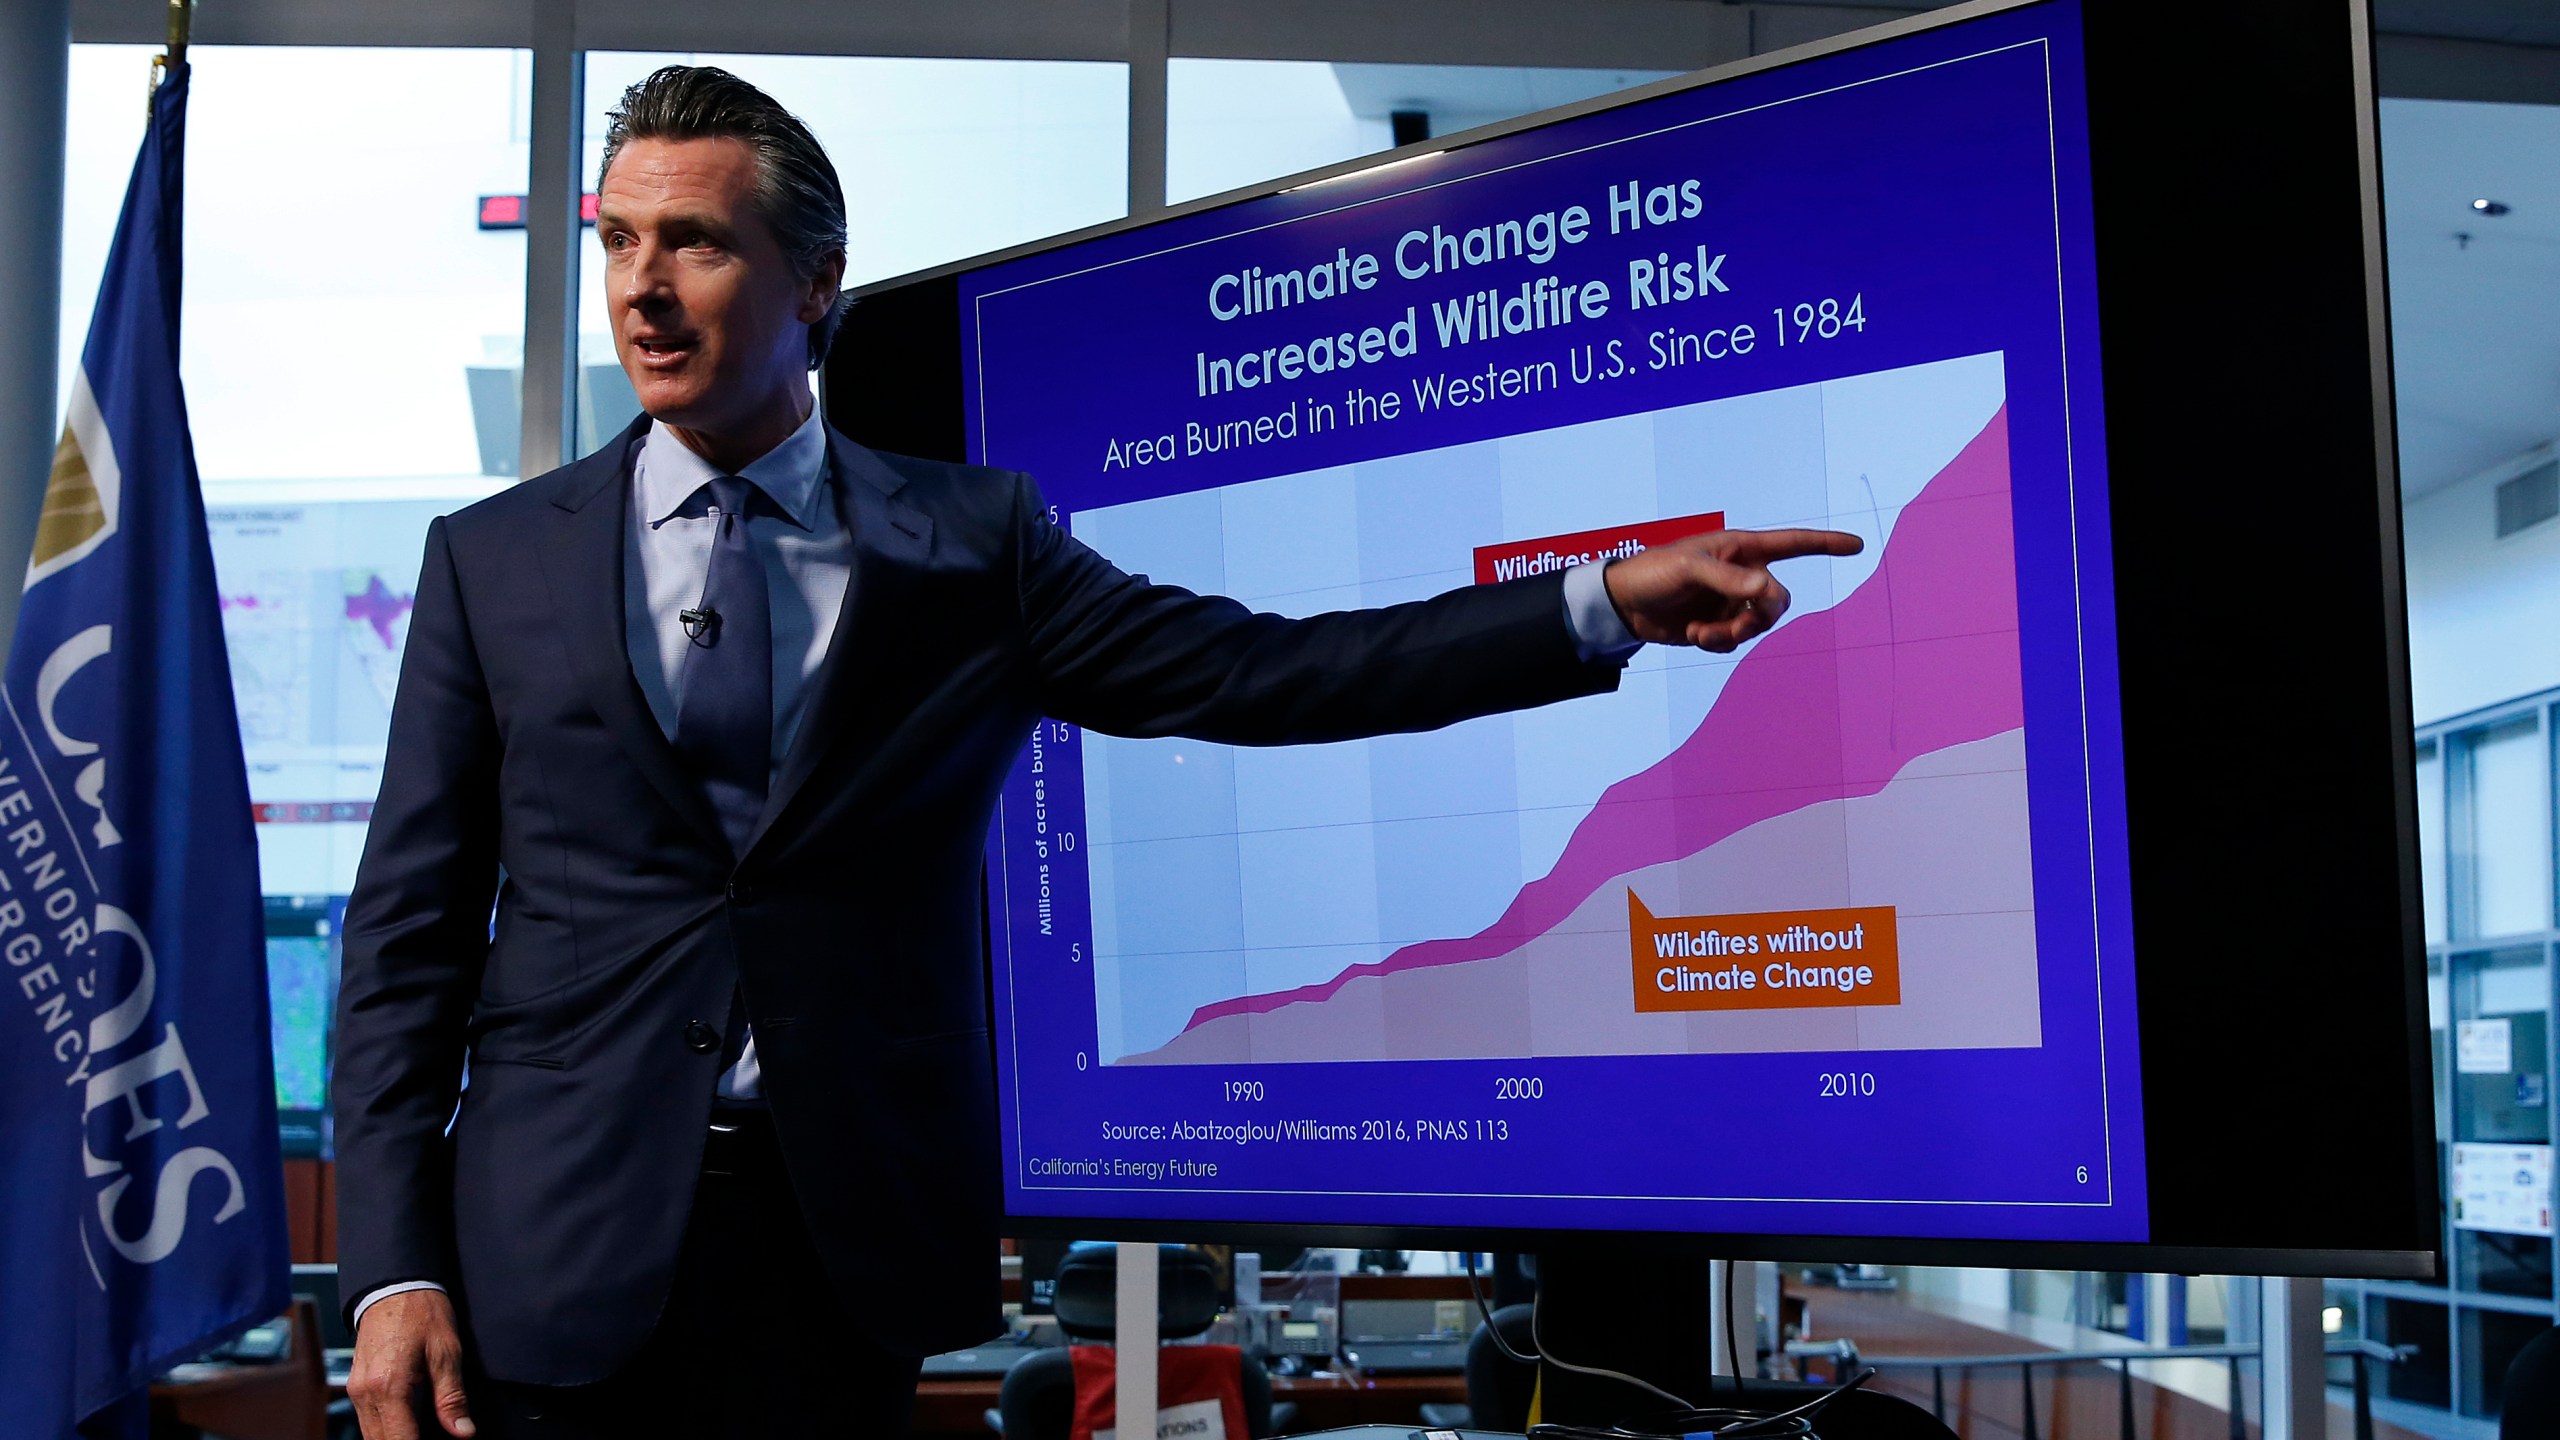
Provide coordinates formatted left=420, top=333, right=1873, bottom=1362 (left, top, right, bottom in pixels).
left=32, top=389, right=121, bottom=587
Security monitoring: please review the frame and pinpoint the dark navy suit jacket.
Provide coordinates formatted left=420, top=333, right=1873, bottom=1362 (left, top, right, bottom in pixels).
left=332, top=415, right=1621, bottom=1384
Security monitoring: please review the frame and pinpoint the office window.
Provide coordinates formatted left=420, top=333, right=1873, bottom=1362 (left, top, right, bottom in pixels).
left=1167, top=60, right=1679, bottom=206
left=574, top=52, right=1129, bottom=456
left=2454, top=714, right=2550, bottom=939
left=1168, top=60, right=1390, bottom=205
left=61, top=45, right=534, bottom=482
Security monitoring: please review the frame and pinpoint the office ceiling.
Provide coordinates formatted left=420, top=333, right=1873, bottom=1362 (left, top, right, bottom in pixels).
left=1741, top=0, right=2560, bottom=47
left=2379, top=98, right=2560, bottom=497
left=2370, top=1, right=2560, bottom=46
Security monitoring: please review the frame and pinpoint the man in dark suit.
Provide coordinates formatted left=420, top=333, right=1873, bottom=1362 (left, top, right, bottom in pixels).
left=337, top=66, right=1856, bottom=1440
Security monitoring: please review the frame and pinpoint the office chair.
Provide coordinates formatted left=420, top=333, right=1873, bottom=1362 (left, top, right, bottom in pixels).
left=1419, top=1301, right=1539, bottom=1431
left=994, top=1246, right=1285, bottom=1439
left=1250, top=1245, right=1310, bottom=1276
left=2504, top=1325, right=2560, bottom=1439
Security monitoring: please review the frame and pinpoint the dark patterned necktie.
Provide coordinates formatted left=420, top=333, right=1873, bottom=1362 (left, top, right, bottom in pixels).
left=670, top=474, right=772, bottom=859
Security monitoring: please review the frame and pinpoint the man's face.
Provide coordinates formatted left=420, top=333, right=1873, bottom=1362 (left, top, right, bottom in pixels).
left=595, top=135, right=835, bottom=434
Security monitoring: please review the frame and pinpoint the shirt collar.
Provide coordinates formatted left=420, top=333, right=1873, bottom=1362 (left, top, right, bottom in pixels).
left=636, top=401, right=830, bottom=531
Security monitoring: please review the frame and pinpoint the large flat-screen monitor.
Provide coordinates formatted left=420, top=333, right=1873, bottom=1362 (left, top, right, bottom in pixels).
left=831, top=0, right=2437, bottom=1277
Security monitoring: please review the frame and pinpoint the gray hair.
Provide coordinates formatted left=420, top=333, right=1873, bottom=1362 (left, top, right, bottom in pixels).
left=599, top=65, right=848, bottom=370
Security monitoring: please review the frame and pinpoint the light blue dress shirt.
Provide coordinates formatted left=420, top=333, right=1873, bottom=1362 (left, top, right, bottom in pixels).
left=625, top=405, right=847, bottom=1103
left=1563, top=555, right=1640, bottom=659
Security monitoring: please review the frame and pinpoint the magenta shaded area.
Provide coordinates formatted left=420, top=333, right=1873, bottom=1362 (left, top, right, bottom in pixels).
left=1173, top=404, right=2023, bottom=1037
left=344, top=572, right=416, bottom=649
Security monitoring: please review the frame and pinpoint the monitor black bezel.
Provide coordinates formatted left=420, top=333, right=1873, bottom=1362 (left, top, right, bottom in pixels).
left=832, top=0, right=2439, bottom=1281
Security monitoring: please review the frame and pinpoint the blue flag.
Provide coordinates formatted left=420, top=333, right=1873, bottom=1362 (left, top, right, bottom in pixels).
left=0, top=61, right=290, bottom=1439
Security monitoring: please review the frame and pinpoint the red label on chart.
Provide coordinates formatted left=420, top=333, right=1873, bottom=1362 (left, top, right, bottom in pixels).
left=1472, top=511, right=1724, bottom=585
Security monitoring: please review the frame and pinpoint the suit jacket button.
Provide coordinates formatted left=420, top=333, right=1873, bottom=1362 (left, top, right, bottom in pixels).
left=684, top=1020, right=720, bottom=1054
left=726, top=878, right=756, bottom=904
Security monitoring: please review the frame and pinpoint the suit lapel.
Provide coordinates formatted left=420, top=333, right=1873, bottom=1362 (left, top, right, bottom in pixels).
left=536, top=417, right=729, bottom=849
left=748, top=431, right=934, bottom=856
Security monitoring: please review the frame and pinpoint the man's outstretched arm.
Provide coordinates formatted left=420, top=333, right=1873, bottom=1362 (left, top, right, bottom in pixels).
left=1013, top=470, right=1860, bottom=741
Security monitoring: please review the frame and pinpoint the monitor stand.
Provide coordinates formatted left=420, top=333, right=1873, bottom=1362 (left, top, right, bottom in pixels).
left=1529, top=1250, right=1716, bottom=1427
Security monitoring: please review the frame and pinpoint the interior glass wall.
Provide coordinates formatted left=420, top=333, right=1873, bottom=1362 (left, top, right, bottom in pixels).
left=2330, top=691, right=2560, bottom=1433
left=2455, top=714, right=2550, bottom=941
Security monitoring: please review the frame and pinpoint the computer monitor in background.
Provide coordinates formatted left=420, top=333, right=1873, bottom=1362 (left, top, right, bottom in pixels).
left=834, top=0, right=2433, bottom=1280
left=264, top=894, right=342, bottom=1158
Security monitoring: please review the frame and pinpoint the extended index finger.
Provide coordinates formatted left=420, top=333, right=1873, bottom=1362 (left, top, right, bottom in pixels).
left=1717, top=527, right=1865, bottom=564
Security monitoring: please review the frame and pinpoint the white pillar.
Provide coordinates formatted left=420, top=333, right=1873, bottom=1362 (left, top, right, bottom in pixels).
left=1125, top=0, right=1168, bottom=217
left=519, top=0, right=582, bottom=478
left=0, top=0, right=69, bottom=650
left=1115, top=1242, right=1160, bottom=1440
left=2259, top=1275, right=2328, bottom=1440
left=1756, top=1262, right=1782, bottom=1371
left=2145, top=1272, right=2175, bottom=1342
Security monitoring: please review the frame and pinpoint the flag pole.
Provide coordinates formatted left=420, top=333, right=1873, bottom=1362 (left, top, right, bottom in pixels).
left=152, top=0, right=192, bottom=92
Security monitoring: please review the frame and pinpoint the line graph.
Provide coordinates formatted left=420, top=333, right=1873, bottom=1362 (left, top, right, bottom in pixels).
left=1074, top=354, right=2036, bottom=1064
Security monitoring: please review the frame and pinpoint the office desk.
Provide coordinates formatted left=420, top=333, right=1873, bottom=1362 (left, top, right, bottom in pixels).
left=1263, top=1371, right=1470, bottom=1432
left=913, top=1366, right=1467, bottom=1436
left=920, top=1270, right=1480, bottom=1434
left=149, top=1299, right=329, bottom=1440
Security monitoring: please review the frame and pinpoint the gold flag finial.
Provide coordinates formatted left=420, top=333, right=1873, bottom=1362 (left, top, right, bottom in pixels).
left=164, top=0, right=192, bottom=71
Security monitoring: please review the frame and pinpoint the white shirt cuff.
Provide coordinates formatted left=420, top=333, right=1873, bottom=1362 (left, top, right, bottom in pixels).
left=1561, top=558, right=1641, bottom=662
left=351, top=1279, right=448, bottom=1332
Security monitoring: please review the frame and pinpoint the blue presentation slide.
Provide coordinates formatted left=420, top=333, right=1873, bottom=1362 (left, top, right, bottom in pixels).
left=962, top=0, right=2147, bottom=1242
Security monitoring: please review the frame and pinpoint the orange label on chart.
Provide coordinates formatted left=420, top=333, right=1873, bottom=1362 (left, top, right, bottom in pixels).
left=1627, top=892, right=1900, bottom=1013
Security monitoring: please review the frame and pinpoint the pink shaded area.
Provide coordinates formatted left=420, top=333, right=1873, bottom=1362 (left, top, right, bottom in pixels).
left=344, top=573, right=416, bottom=649
left=1175, top=404, right=2022, bottom=1036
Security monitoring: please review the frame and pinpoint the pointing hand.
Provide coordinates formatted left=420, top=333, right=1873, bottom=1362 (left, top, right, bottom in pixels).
left=1602, top=526, right=1865, bottom=653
